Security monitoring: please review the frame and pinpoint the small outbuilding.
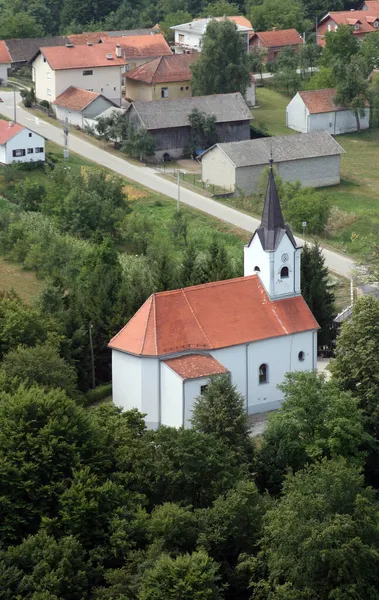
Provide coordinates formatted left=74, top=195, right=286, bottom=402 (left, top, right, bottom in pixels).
left=124, top=92, right=252, bottom=160
left=52, top=86, right=118, bottom=127
left=0, top=41, right=12, bottom=85
left=0, top=120, right=45, bottom=164
left=286, top=88, right=370, bottom=134
left=200, top=131, right=344, bottom=194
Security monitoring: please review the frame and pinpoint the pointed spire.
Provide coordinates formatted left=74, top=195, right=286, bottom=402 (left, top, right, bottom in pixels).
left=260, top=159, right=285, bottom=232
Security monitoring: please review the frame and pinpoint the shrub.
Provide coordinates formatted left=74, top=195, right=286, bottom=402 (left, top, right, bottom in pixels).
left=84, top=383, right=112, bottom=406
left=39, top=100, right=50, bottom=109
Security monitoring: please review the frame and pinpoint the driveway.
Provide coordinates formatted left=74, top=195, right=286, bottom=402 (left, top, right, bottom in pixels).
left=0, top=92, right=355, bottom=279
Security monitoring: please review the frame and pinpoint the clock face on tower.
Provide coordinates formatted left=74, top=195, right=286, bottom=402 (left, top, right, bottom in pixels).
left=281, top=253, right=289, bottom=263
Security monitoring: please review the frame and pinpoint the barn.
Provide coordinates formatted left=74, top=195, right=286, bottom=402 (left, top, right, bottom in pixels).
left=124, top=92, right=252, bottom=160
left=200, top=132, right=345, bottom=194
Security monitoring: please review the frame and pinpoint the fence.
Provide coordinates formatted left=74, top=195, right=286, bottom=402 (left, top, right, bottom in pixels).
left=154, top=164, right=234, bottom=197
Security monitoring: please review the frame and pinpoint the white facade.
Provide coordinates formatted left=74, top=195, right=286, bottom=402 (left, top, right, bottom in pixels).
left=286, top=92, right=370, bottom=134
left=0, top=126, right=45, bottom=165
left=0, top=62, right=10, bottom=86
left=171, top=18, right=250, bottom=53
left=54, top=95, right=115, bottom=128
left=33, top=52, right=123, bottom=106
left=245, top=79, right=256, bottom=107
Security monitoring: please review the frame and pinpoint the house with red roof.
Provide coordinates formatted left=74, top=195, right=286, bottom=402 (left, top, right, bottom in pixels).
left=124, top=53, right=198, bottom=101
left=286, top=88, right=370, bottom=134
left=100, top=33, right=172, bottom=71
left=32, top=43, right=127, bottom=106
left=0, top=119, right=45, bottom=164
left=0, top=40, right=12, bottom=85
left=249, top=29, right=304, bottom=62
left=317, top=6, right=379, bottom=47
left=170, top=16, right=253, bottom=54
left=52, top=86, right=118, bottom=128
left=109, top=164, right=318, bottom=428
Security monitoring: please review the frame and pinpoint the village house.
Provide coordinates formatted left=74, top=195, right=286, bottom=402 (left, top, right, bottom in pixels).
left=52, top=86, right=118, bottom=127
left=171, top=16, right=253, bottom=53
left=200, top=131, right=344, bottom=194
left=0, top=41, right=11, bottom=85
left=317, top=3, right=379, bottom=46
left=100, top=33, right=172, bottom=71
left=249, top=29, right=304, bottom=62
left=0, top=120, right=45, bottom=164
left=124, top=92, right=252, bottom=160
left=109, top=163, right=318, bottom=427
left=124, top=53, right=198, bottom=101
left=286, top=88, right=370, bottom=134
left=4, top=36, right=69, bottom=69
left=32, top=43, right=126, bottom=106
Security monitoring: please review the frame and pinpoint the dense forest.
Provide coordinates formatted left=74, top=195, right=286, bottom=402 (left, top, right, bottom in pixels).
left=0, top=0, right=359, bottom=40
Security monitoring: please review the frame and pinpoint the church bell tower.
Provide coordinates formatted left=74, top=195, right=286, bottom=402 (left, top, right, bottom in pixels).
left=244, top=160, right=301, bottom=300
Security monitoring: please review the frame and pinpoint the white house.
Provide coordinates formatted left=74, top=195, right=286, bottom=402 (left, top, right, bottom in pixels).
left=0, top=41, right=12, bottom=86
left=200, top=131, right=344, bottom=194
left=171, top=16, right=253, bottom=53
left=32, top=43, right=126, bottom=106
left=109, top=163, right=319, bottom=428
left=286, top=88, right=370, bottom=134
left=52, top=86, right=118, bottom=127
left=0, top=120, right=45, bottom=164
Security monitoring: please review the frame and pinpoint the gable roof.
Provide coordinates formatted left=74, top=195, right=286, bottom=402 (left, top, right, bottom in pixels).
left=100, top=34, right=172, bottom=59
left=52, top=86, right=115, bottom=112
left=125, top=53, right=198, bottom=84
left=164, top=354, right=229, bottom=380
left=320, top=10, right=379, bottom=34
left=202, top=132, right=345, bottom=167
left=127, top=92, right=251, bottom=130
left=0, top=120, right=24, bottom=144
left=106, top=28, right=160, bottom=37
left=252, top=28, right=304, bottom=48
left=108, top=275, right=319, bottom=357
left=67, top=32, right=104, bottom=45
left=171, top=15, right=253, bottom=34
left=5, top=36, right=69, bottom=64
left=0, top=41, right=12, bottom=64
left=297, top=88, right=370, bottom=113
left=39, top=43, right=126, bottom=70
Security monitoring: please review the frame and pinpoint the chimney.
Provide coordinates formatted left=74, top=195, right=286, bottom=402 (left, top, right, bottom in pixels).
left=115, top=43, right=122, bottom=58
left=65, top=43, right=74, bottom=48
left=350, top=8, right=355, bottom=10
left=87, top=41, right=93, bottom=46
left=8, top=121, right=13, bottom=127
left=272, top=26, right=277, bottom=30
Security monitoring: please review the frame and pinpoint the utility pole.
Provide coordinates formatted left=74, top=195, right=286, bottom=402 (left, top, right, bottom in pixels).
left=89, top=322, right=96, bottom=389
left=63, top=125, right=69, bottom=160
left=13, top=85, right=16, bottom=122
left=177, top=170, right=181, bottom=212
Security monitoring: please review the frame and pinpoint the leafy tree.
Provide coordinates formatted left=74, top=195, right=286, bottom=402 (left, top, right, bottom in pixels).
left=299, top=42, right=321, bottom=78
left=256, top=372, right=369, bottom=495
left=304, top=65, right=335, bottom=90
left=285, top=188, right=330, bottom=235
left=0, top=385, right=108, bottom=544
left=191, top=19, right=251, bottom=96
left=191, top=374, right=251, bottom=456
left=160, top=10, right=192, bottom=41
left=181, top=242, right=199, bottom=286
left=200, top=0, right=241, bottom=17
left=147, top=502, right=199, bottom=553
left=188, top=108, right=218, bottom=154
left=13, top=179, right=46, bottom=212
left=0, top=342, right=78, bottom=397
left=300, top=243, right=335, bottom=346
left=368, top=70, right=379, bottom=127
left=359, top=31, right=379, bottom=72
left=321, top=24, right=359, bottom=67
left=249, top=46, right=267, bottom=84
left=0, top=12, right=44, bottom=38
left=122, top=127, right=156, bottom=161
left=334, top=54, right=370, bottom=131
left=0, top=530, right=89, bottom=600
left=272, top=48, right=301, bottom=96
left=139, top=550, right=222, bottom=600
left=247, top=0, right=309, bottom=33
left=206, top=238, right=234, bottom=281
left=257, top=458, right=379, bottom=599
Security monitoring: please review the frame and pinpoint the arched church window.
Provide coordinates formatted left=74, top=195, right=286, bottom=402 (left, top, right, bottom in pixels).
left=280, top=266, right=289, bottom=278
left=254, top=266, right=260, bottom=272
left=259, top=363, right=268, bottom=384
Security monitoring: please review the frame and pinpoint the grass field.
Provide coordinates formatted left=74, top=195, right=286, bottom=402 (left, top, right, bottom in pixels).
left=253, top=87, right=296, bottom=137
left=0, top=256, right=44, bottom=303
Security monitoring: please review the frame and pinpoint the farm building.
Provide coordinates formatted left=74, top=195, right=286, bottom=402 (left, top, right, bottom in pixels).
left=200, top=132, right=344, bottom=194
left=286, top=88, right=370, bottom=134
left=52, top=86, right=118, bottom=127
left=124, top=92, right=252, bottom=160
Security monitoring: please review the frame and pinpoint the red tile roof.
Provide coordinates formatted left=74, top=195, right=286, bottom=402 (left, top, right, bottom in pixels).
left=40, top=43, right=126, bottom=70
left=164, top=353, right=229, bottom=380
left=322, top=10, right=379, bottom=34
left=101, top=34, right=172, bottom=59
left=253, top=28, right=304, bottom=48
left=52, top=86, right=107, bottom=111
left=0, top=40, right=11, bottom=64
left=67, top=32, right=104, bottom=45
left=0, top=119, right=24, bottom=144
left=298, top=88, right=369, bottom=113
left=109, top=275, right=319, bottom=356
left=192, top=15, right=253, bottom=29
left=125, top=53, right=198, bottom=84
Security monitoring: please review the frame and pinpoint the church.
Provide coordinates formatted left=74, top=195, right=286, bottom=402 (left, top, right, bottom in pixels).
left=109, top=162, right=319, bottom=428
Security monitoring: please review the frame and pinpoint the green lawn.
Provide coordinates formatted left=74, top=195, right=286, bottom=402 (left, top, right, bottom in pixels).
left=253, top=87, right=296, bottom=136
left=0, top=256, right=44, bottom=303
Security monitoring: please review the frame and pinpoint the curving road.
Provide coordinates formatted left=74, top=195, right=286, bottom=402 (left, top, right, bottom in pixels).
left=1, top=92, right=355, bottom=278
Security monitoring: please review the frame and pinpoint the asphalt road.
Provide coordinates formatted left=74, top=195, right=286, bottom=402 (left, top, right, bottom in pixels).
left=0, top=92, right=355, bottom=278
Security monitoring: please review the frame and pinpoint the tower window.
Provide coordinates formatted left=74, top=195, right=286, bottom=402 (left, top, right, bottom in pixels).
left=298, top=351, right=305, bottom=362
left=259, top=363, right=268, bottom=384
left=280, top=266, right=289, bottom=278
left=254, top=266, right=260, bottom=272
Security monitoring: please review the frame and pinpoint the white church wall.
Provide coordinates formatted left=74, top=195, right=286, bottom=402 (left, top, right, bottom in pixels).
left=141, top=358, right=160, bottom=429
left=273, top=235, right=301, bottom=297
left=244, top=234, right=271, bottom=285
left=211, top=345, right=247, bottom=399
left=160, top=363, right=183, bottom=428
left=112, top=350, right=142, bottom=412
left=184, top=377, right=210, bottom=427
